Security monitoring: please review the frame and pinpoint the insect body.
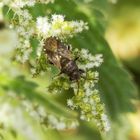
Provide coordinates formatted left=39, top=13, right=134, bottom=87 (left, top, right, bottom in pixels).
left=44, top=37, right=84, bottom=81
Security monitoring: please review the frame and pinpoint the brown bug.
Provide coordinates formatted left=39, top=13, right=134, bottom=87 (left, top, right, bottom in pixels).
left=43, top=37, right=84, bottom=81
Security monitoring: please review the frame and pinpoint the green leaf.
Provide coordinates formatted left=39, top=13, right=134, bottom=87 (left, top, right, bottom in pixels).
left=73, top=26, right=138, bottom=119
left=1, top=75, right=77, bottom=119
left=46, top=0, right=138, bottom=119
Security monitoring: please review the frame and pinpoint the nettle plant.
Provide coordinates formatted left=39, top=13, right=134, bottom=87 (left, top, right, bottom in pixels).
left=0, top=0, right=111, bottom=139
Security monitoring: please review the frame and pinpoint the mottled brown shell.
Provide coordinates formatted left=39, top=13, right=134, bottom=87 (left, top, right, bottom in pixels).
left=44, top=37, right=84, bottom=81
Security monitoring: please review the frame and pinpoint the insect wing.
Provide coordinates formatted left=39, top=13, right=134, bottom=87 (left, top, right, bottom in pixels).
left=48, top=52, right=61, bottom=69
left=44, top=37, right=58, bottom=53
left=57, top=42, right=72, bottom=60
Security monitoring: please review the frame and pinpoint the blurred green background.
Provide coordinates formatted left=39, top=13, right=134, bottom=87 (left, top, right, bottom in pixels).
left=0, top=0, right=140, bottom=140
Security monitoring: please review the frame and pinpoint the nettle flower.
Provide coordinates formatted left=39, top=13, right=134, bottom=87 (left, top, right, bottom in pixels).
left=7, top=9, right=35, bottom=63
left=0, top=103, right=40, bottom=140
left=46, top=48, right=110, bottom=132
left=1, top=0, right=54, bottom=9
left=36, top=14, right=88, bottom=40
left=0, top=0, right=110, bottom=133
left=21, top=100, right=79, bottom=131
left=0, top=0, right=54, bottom=63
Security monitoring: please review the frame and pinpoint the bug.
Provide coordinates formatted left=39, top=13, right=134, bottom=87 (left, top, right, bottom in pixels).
left=43, top=37, right=84, bottom=81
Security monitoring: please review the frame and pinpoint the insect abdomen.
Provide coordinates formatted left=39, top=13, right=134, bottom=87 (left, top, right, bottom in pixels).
left=60, top=58, right=81, bottom=81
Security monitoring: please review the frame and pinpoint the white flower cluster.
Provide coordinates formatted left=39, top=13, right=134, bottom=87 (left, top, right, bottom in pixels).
left=46, top=48, right=110, bottom=132
left=47, top=115, right=79, bottom=130
left=0, top=0, right=54, bottom=9
left=22, top=100, right=47, bottom=121
left=101, top=113, right=111, bottom=132
left=67, top=49, right=110, bottom=132
left=0, top=1, right=88, bottom=63
left=1, top=0, right=110, bottom=133
left=13, top=9, right=34, bottom=63
left=0, top=103, right=39, bottom=140
left=22, top=99, right=79, bottom=131
left=36, top=14, right=88, bottom=40
left=78, top=48, right=103, bottom=70
left=0, top=0, right=54, bottom=63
